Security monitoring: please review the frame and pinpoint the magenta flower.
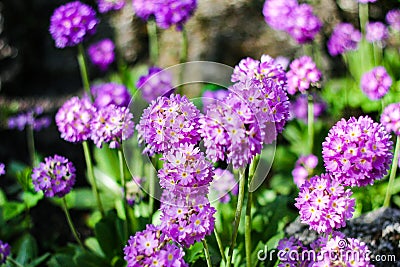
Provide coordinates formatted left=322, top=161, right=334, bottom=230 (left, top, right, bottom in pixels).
left=286, top=56, right=321, bottom=95
left=292, top=154, right=318, bottom=187
left=295, top=174, right=355, bottom=233
left=327, top=23, right=361, bottom=56
left=277, top=237, right=310, bottom=266
left=202, top=89, right=229, bottom=111
left=322, top=116, right=393, bottom=187
left=49, top=1, right=98, bottom=48
left=262, top=0, right=298, bottom=31
left=289, top=93, right=326, bottom=122
left=210, top=168, right=238, bottom=203
left=136, top=66, right=173, bottom=103
left=0, top=163, right=5, bottom=176
left=87, top=39, right=115, bottom=71
left=381, top=103, right=400, bottom=136
left=32, top=155, right=76, bottom=198
left=357, top=0, right=377, bottom=3
left=366, top=22, right=389, bottom=43
left=360, top=66, right=392, bottom=100
left=97, top=0, right=125, bottom=13
left=8, top=107, right=51, bottom=132
left=91, top=82, right=131, bottom=108
left=0, top=241, right=10, bottom=264
left=386, top=9, right=400, bottom=31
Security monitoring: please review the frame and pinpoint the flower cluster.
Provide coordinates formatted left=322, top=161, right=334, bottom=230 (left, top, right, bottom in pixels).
left=262, top=0, right=322, bottom=44
left=0, top=163, right=5, bottom=176
left=136, top=94, right=201, bottom=155
left=123, top=224, right=187, bottom=267
left=96, top=0, right=125, bottom=13
left=286, top=56, right=321, bottom=95
left=327, top=23, right=362, bottom=56
left=87, top=39, right=115, bottom=71
left=90, top=104, right=135, bottom=149
left=210, top=168, right=238, bottom=203
left=360, top=66, right=392, bottom=100
left=32, top=155, right=76, bottom=198
left=132, top=0, right=197, bottom=30
left=322, top=116, right=393, bottom=187
left=276, top=236, right=311, bottom=266
left=91, top=82, right=131, bottom=108
left=136, top=66, right=173, bottom=103
left=295, top=174, right=355, bottom=233
left=202, top=89, right=229, bottom=110
left=381, top=103, right=400, bottom=136
left=292, top=154, right=318, bottom=187
left=357, top=0, right=377, bottom=3
left=386, top=9, right=400, bottom=31
left=0, top=240, right=10, bottom=264
left=366, top=22, right=389, bottom=43
left=49, top=1, right=98, bottom=48
left=8, top=107, right=51, bottom=132
left=289, top=93, right=326, bottom=122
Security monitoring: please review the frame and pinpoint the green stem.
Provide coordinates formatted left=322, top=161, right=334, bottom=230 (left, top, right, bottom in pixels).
left=384, top=135, right=400, bottom=207
left=148, top=157, right=156, bottom=218
left=26, top=125, right=37, bottom=167
left=359, top=3, right=369, bottom=35
left=118, top=148, right=130, bottom=236
left=7, top=258, right=24, bottom=267
left=77, top=44, right=91, bottom=96
left=62, top=197, right=85, bottom=249
left=307, top=94, right=314, bottom=154
left=373, top=42, right=382, bottom=66
left=214, top=228, right=226, bottom=264
left=82, top=141, right=105, bottom=217
left=227, top=168, right=246, bottom=267
left=177, top=26, right=188, bottom=95
left=202, top=239, right=212, bottom=267
left=147, top=20, right=159, bottom=65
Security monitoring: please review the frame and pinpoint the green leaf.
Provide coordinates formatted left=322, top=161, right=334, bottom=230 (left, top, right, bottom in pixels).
left=185, top=242, right=204, bottom=263
left=2, top=201, right=25, bottom=221
left=26, top=253, right=50, bottom=267
left=47, top=254, right=77, bottom=267
left=15, top=234, right=38, bottom=266
left=74, top=251, right=109, bottom=267
left=85, top=237, right=105, bottom=258
left=22, top=191, right=43, bottom=208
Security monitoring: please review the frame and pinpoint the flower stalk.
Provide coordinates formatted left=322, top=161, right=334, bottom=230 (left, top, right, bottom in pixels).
left=77, top=44, right=91, bottom=96
left=202, top=239, right=212, bottom=267
left=147, top=20, right=159, bottom=65
left=384, top=135, right=400, bottom=207
left=62, top=197, right=85, bottom=249
left=308, top=93, right=314, bottom=154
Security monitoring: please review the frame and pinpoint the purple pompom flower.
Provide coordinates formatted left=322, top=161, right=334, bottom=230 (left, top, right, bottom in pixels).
left=124, top=224, right=188, bottom=267
left=386, top=9, right=400, bottom=31
left=262, top=0, right=298, bottom=31
left=32, top=155, right=76, bottom=198
left=8, top=107, right=51, bottom=132
left=49, top=1, right=98, bottom=48
left=90, top=104, right=135, bottom=149
left=292, top=154, right=318, bottom=187
left=0, top=163, right=5, bottom=176
left=56, top=97, right=96, bottom=143
left=327, top=23, right=362, bottom=56
left=357, top=0, right=377, bottom=3
left=136, top=94, right=201, bottom=156
left=210, top=168, right=238, bottom=203
left=0, top=241, right=10, bottom=264
left=295, top=174, right=355, bottom=233
left=360, top=66, right=392, bottom=100
left=289, top=93, right=326, bottom=122
left=286, top=4, right=322, bottom=44
left=202, top=89, right=229, bottom=111
left=366, top=22, right=389, bottom=43
left=136, top=67, right=173, bottom=103
left=91, top=82, right=131, bottom=108
left=97, top=0, right=125, bottom=13
left=286, top=56, right=321, bottom=95
left=381, top=103, right=400, bottom=136
left=87, top=39, right=115, bottom=71
left=322, top=116, right=393, bottom=187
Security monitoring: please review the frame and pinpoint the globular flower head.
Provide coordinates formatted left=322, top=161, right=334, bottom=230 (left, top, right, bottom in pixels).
left=289, top=93, right=326, bottom=123
left=8, top=107, right=51, bottom=132
left=136, top=94, right=201, bottom=156
left=49, top=1, right=98, bottom=48
left=124, top=224, right=188, bottom=267
left=97, top=0, right=125, bottom=13
left=386, top=9, right=400, bottom=31
left=87, top=39, right=115, bottom=71
left=56, top=97, right=96, bottom=143
left=292, top=154, right=318, bottom=187
left=0, top=240, right=10, bottom=264
left=381, top=103, right=400, bottom=136
left=286, top=4, right=322, bottom=44
left=202, top=89, right=229, bottom=111
left=91, top=82, right=131, bottom=108
left=327, top=23, right=361, bottom=56
left=0, top=163, right=5, bottom=176
left=262, top=0, right=298, bottom=31
left=366, top=22, right=389, bottom=43
left=357, top=0, right=377, bottom=3
left=32, top=155, right=76, bottom=198
left=210, top=168, right=238, bottom=203
left=90, top=104, right=135, bottom=149
left=322, top=116, right=393, bottom=187
left=360, top=66, right=392, bottom=100
left=295, top=174, right=355, bottom=233
left=286, top=56, right=321, bottom=95
left=160, top=190, right=216, bottom=247
left=136, top=67, right=173, bottom=103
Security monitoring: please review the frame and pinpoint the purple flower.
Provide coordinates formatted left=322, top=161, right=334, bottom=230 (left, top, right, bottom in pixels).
left=8, top=107, right=51, bottom=132
left=289, top=93, right=326, bottom=122
left=136, top=67, right=173, bottom=103
left=210, top=168, right=238, bottom=203
left=49, top=1, right=98, bottom=48
left=87, top=39, right=115, bottom=71
left=32, top=155, right=76, bottom=198
left=286, top=56, right=321, bottom=95
left=357, top=0, right=377, bottom=3
left=386, top=9, right=400, bottom=31
left=295, top=174, right=355, bottom=233
left=56, top=97, right=96, bottom=143
left=286, top=4, right=322, bottom=44
left=322, top=116, right=393, bottom=187
left=136, top=94, right=201, bottom=156
left=97, top=0, right=125, bottom=13
left=132, top=0, right=197, bottom=30
left=202, top=89, right=229, bottom=111
left=327, top=23, right=362, bottom=56
left=91, top=82, right=131, bottom=108
left=126, top=176, right=144, bottom=206
left=366, top=22, right=389, bottom=43
left=360, top=66, right=392, bottom=100
left=160, top=190, right=216, bottom=247
left=0, top=163, right=5, bottom=176
left=124, top=224, right=188, bottom=267
left=0, top=241, right=10, bottom=264
left=90, top=104, right=135, bottom=149
left=381, top=103, right=400, bottom=136
left=277, top=237, right=310, bottom=266
left=292, top=154, right=318, bottom=187
left=262, top=0, right=298, bottom=31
